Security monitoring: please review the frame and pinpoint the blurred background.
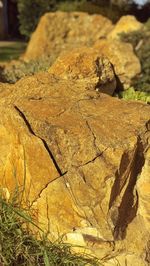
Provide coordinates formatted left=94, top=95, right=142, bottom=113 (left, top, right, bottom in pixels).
left=0, top=0, right=149, bottom=102
left=0, top=0, right=150, bottom=40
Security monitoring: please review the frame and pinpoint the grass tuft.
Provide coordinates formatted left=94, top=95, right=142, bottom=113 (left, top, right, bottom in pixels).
left=0, top=194, right=100, bottom=265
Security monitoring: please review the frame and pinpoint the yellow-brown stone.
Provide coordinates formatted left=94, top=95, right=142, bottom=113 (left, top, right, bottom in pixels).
left=94, top=39, right=141, bottom=88
left=108, top=15, right=143, bottom=39
left=24, top=11, right=113, bottom=61
left=0, top=69, right=149, bottom=264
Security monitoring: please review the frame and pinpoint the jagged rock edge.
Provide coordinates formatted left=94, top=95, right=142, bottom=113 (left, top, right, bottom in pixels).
left=108, top=135, right=149, bottom=241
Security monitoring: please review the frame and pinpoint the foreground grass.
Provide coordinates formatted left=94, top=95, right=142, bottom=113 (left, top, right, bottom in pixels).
left=0, top=196, right=100, bottom=266
left=0, top=41, right=26, bottom=62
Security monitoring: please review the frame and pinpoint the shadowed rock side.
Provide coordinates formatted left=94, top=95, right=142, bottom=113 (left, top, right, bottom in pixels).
left=0, top=66, right=149, bottom=265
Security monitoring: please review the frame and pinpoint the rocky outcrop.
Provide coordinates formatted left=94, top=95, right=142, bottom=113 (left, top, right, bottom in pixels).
left=94, top=39, right=141, bottom=88
left=22, top=11, right=141, bottom=90
left=107, top=15, right=143, bottom=39
left=48, top=47, right=116, bottom=95
left=24, top=11, right=114, bottom=61
left=0, top=57, right=149, bottom=265
left=1, top=13, right=141, bottom=91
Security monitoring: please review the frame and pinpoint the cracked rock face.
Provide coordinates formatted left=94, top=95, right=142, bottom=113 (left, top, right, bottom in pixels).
left=0, top=68, right=150, bottom=265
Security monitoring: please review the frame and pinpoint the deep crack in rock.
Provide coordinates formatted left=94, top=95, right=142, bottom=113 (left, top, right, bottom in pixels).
left=14, top=105, right=64, bottom=176
left=78, top=147, right=108, bottom=168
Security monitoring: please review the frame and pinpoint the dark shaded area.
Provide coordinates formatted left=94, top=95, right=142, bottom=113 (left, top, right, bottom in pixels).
left=109, top=138, right=145, bottom=240
left=111, top=63, right=124, bottom=93
left=91, top=0, right=150, bottom=22
left=7, top=0, right=20, bottom=38
left=125, top=3, right=150, bottom=23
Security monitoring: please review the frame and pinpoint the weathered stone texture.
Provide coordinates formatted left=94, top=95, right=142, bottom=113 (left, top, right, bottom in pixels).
left=0, top=68, right=149, bottom=265
left=24, top=11, right=113, bottom=61
left=94, top=39, right=141, bottom=88
left=0, top=11, right=149, bottom=266
left=22, top=11, right=141, bottom=90
left=48, top=47, right=116, bottom=95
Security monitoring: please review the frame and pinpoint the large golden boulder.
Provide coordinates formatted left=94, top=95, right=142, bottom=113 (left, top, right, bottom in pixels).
left=0, top=56, right=149, bottom=264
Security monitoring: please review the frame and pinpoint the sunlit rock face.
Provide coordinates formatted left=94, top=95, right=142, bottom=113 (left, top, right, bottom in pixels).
left=0, top=8, right=149, bottom=266
left=107, top=15, right=143, bottom=40
left=94, top=39, right=141, bottom=89
left=48, top=47, right=117, bottom=95
left=23, top=11, right=141, bottom=90
left=0, top=49, right=149, bottom=265
left=23, top=11, right=114, bottom=61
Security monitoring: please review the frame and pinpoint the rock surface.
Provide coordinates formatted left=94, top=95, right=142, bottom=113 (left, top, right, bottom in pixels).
left=48, top=47, right=116, bottom=95
left=0, top=62, right=150, bottom=265
left=137, top=147, right=150, bottom=231
left=22, top=11, right=141, bottom=90
left=108, top=15, right=143, bottom=39
left=23, top=11, right=114, bottom=61
left=94, top=39, right=141, bottom=88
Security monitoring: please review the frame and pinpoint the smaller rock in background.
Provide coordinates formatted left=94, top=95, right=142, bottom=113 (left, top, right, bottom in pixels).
left=107, top=15, right=143, bottom=40
left=94, top=39, right=141, bottom=89
left=48, top=47, right=116, bottom=95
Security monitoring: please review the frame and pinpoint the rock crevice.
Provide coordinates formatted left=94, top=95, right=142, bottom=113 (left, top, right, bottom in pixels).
left=0, top=37, right=149, bottom=264
left=14, top=105, right=64, bottom=176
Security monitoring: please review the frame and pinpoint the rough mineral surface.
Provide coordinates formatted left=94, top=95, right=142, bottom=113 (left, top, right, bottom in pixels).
left=22, top=11, right=141, bottom=90
left=48, top=47, right=116, bottom=95
left=0, top=62, right=149, bottom=265
left=107, top=15, right=143, bottom=39
left=23, top=11, right=114, bottom=61
left=94, top=39, right=141, bottom=88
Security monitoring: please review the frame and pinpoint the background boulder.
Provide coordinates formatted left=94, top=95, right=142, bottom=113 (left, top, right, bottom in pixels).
left=107, top=15, right=143, bottom=39
left=22, top=11, right=141, bottom=90
left=23, top=11, right=114, bottom=61
left=94, top=39, right=141, bottom=88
